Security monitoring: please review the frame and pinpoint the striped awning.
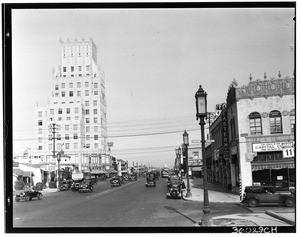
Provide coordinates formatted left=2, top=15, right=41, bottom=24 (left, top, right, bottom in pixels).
left=251, top=161, right=295, bottom=171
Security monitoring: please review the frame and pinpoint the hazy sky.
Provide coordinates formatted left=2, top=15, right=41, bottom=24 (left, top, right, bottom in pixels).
left=12, top=7, right=295, bottom=167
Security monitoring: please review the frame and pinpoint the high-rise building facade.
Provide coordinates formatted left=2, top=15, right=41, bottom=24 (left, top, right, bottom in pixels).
left=36, top=38, right=108, bottom=172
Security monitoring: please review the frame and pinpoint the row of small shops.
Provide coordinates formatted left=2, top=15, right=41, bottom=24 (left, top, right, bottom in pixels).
left=13, top=162, right=121, bottom=189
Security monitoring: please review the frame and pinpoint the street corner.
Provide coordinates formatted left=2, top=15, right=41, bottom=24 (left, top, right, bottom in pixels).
left=265, top=210, right=295, bottom=226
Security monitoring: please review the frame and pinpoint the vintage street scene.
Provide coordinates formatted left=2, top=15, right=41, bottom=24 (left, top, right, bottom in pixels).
left=4, top=3, right=296, bottom=233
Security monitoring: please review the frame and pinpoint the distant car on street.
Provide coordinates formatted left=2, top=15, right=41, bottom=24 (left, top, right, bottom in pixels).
left=79, top=179, right=94, bottom=193
left=145, top=172, right=156, bottom=187
left=129, top=174, right=137, bottom=181
left=241, top=186, right=295, bottom=207
left=110, top=176, right=122, bottom=187
left=15, top=190, right=43, bottom=202
left=71, top=179, right=84, bottom=191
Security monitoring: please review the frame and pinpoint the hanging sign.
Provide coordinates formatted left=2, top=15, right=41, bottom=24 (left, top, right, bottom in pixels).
left=282, top=147, right=294, bottom=158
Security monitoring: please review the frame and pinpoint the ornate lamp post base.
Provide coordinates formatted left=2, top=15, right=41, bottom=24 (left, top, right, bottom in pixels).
left=185, top=190, right=192, bottom=197
left=201, top=207, right=213, bottom=226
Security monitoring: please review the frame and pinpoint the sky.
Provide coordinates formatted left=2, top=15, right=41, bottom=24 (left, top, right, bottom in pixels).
left=11, top=6, right=295, bottom=168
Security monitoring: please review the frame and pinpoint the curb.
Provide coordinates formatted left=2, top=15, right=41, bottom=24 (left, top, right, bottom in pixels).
left=265, top=210, right=295, bottom=226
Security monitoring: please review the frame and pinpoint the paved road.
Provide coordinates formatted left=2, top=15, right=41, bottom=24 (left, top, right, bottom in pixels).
left=13, top=177, right=253, bottom=228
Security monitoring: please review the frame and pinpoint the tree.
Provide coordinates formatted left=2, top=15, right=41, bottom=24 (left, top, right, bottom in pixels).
left=61, top=167, right=72, bottom=180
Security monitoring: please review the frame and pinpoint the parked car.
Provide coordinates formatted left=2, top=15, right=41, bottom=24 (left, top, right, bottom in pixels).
left=78, top=179, right=94, bottom=193
left=110, top=176, right=122, bottom=187
left=241, top=186, right=295, bottom=207
left=71, top=179, right=84, bottom=191
left=15, top=190, right=43, bottom=202
left=123, top=174, right=130, bottom=181
left=167, top=175, right=181, bottom=188
left=60, top=180, right=72, bottom=191
left=129, top=174, right=137, bottom=181
left=166, top=176, right=185, bottom=199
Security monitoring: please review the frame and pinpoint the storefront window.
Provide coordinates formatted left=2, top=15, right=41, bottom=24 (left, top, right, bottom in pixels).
left=269, top=110, right=282, bottom=134
left=249, top=112, right=262, bottom=135
left=290, top=109, right=295, bottom=134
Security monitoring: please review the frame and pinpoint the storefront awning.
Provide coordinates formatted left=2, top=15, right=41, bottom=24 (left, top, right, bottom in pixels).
left=13, top=168, right=32, bottom=177
left=91, top=169, right=107, bottom=174
left=251, top=161, right=295, bottom=171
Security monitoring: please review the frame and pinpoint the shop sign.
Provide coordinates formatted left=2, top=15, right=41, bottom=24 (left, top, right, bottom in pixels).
left=189, top=159, right=202, bottom=167
left=215, top=103, right=227, bottom=110
left=40, top=165, right=57, bottom=172
left=283, top=147, right=294, bottom=158
left=252, top=142, right=294, bottom=152
left=222, top=110, right=229, bottom=155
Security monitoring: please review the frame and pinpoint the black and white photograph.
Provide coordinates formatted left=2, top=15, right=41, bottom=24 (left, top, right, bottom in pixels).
left=3, top=1, right=296, bottom=233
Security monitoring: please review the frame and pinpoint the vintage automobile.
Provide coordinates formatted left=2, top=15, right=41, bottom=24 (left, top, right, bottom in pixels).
left=71, top=179, right=84, bottom=191
left=145, top=173, right=156, bottom=187
left=78, top=179, right=94, bottom=193
left=241, top=186, right=295, bottom=207
left=15, top=190, right=43, bottom=202
left=60, top=180, right=72, bottom=191
left=129, top=174, right=138, bottom=181
left=110, top=176, right=122, bottom=187
left=167, top=175, right=181, bottom=188
left=166, top=176, right=185, bottom=199
left=123, top=174, right=130, bottom=181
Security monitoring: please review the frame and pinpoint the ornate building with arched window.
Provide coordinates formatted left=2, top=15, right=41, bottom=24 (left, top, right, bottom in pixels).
left=226, top=73, right=295, bottom=198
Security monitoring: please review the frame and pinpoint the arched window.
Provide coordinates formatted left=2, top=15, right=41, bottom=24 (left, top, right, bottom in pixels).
left=249, top=112, right=262, bottom=135
left=290, top=109, right=295, bottom=134
left=269, top=110, right=282, bottom=134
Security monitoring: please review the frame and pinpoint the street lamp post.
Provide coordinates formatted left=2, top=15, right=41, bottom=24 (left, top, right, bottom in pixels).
left=175, top=146, right=182, bottom=176
left=195, top=85, right=212, bottom=226
left=183, top=130, right=192, bottom=197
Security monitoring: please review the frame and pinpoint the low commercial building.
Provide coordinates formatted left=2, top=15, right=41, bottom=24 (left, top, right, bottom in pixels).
left=226, top=74, right=295, bottom=198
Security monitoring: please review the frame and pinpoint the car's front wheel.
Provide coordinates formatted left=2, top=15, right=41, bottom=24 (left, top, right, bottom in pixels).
left=38, top=193, right=42, bottom=200
left=285, top=197, right=295, bottom=207
left=25, top=196, right=30, bottom=202
left=248, top=198, right=258, bottom=207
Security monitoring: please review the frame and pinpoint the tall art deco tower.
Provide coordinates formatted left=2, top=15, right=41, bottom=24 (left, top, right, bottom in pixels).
left=36, top=38, right=108, bottom=172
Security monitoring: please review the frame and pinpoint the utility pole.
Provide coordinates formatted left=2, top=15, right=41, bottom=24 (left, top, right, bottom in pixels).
left=49, top=123, right=60, bottom=159
left=49, top=123, right=60, bottom=189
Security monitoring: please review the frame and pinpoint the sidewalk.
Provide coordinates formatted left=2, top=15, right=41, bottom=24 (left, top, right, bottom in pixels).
left=182, top=178, right=295, bottom=226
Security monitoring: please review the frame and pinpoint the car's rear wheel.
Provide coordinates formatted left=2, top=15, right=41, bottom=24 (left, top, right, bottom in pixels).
left=248, top=198, right=258, bottom=207
left=38, top=194, right=42, bottom=200
left=15, top=198, right=20, bottom=202
left=25, top=196, right=30, bottom=201
left=285, top=197, right=295, bottom=207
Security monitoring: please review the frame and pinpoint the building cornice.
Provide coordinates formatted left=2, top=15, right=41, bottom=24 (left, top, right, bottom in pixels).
left=236, top=77, right=294, bottom=100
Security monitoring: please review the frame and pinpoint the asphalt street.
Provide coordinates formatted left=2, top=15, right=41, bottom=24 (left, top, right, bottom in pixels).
left=12, top=177, right=251, bottom=228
